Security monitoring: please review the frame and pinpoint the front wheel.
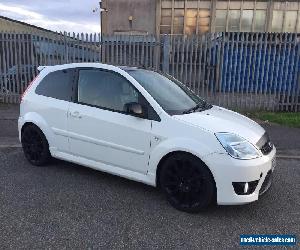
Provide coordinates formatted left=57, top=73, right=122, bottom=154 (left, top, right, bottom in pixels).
left=159, top=153, right=215, bottom=213
left=21, top=124, right=51, bottom=166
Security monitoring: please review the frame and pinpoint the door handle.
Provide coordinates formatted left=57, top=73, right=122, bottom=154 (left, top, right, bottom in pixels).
left=70, top=111, right=82, bottom=119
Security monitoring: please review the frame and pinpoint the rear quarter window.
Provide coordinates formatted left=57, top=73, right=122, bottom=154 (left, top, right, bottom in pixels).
left=35, top=69, right=74, bottom=101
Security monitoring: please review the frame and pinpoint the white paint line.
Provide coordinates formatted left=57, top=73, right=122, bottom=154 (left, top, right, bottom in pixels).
left=0, top=144, right=22, bottom=148
left=276, top=155, right=300, bottom=160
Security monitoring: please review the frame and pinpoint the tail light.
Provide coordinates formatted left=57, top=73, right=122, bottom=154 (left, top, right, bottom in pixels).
left=21, top=75, right=38, bottom=102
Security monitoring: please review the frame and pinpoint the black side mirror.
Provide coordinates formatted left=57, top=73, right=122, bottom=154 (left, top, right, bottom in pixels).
left=124, top=102, right=147, bottom=118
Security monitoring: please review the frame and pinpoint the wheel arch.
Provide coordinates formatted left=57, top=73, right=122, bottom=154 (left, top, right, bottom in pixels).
left=155, top=150, right=216, bottom=190
left=147, top=137, right=218, bottom=186
left=20, top=112, right=52, bottom=147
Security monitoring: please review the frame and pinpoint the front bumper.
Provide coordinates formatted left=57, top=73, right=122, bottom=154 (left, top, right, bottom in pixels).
left=203, top=146, right=276, bottom=205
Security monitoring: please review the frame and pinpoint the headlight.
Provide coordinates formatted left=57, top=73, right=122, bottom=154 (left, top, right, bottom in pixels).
left=215, top=132, right=261, bottom=160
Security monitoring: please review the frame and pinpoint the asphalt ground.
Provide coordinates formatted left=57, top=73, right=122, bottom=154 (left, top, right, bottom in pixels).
left=0, top=104, right=299, bottom=248
left=0, top=147, right=299, bottom=249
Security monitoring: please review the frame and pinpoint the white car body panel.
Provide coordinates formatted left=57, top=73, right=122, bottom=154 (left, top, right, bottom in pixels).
left=202, top=147, right=276, bottom=205
left=173, top=105, right=265, bottom=145
left=52, top=150, right=155, bottom=186
left=20, top=98, right=70, bottom=153
left=18, top=63, right=276, bottom=206
left=67, top=102, right=152, bottom=174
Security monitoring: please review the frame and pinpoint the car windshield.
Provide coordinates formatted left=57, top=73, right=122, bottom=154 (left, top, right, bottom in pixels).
left=126, top=69, right=211, bottom=115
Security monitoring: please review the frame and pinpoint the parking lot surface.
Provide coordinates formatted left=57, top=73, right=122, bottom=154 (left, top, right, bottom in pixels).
left=0, top=146, right=299, bottom=249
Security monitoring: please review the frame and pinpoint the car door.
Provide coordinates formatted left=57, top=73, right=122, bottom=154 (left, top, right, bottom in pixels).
left=67, top=68, right=153, bottom=174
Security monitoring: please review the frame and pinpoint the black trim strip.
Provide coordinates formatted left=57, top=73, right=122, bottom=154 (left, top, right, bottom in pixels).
left=256, top=132, right=270, bottom=149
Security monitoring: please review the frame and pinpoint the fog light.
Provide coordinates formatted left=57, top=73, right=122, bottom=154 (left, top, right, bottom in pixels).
left=233, top=180, right=259, bottom=195
left=244, top=182, right=249, bottom=193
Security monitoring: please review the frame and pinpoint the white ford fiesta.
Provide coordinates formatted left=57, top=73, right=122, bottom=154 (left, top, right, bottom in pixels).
left=19, top=63, right=276, bottom=212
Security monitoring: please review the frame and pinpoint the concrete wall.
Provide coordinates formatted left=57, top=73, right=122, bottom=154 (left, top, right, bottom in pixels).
left=102, top=0, right=157, bottom=35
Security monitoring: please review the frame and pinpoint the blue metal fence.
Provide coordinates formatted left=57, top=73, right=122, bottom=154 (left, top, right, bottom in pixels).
left=166, top=33, right=300, bottom=111
left=219, top=33, right=299, bottom=94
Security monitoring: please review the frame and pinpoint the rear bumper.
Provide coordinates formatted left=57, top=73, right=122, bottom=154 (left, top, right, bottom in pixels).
left=203, top=147, right=276, bottom=205
left=18, top=116, right=23, bottom=142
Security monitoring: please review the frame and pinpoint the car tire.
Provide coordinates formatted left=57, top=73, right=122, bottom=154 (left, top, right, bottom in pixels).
left=21, top=124, right=51, bottom=166
left=159, top=152, right=215, bottom=213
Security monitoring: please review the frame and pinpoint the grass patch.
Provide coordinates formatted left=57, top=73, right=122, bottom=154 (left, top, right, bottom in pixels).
left=246, top=112, right=300, bottom=128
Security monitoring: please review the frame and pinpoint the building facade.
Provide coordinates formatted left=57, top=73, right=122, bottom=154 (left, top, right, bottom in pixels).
left=0, top=15, right=59, bottom=37
left=102, top=0, right=300, bottom=35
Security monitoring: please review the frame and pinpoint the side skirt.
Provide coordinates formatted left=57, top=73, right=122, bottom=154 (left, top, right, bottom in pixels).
left=51, top=149, right=156, bottom=187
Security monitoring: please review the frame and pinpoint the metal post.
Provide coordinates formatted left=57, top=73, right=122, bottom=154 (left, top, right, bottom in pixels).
left=266, top=0, right=274, bottom=32
left=65, top=32, right=69, bottom=63
left=210, top=0, right=216, bottom=33
left=162, top=35, right=170, bottom=74
left=156, top=0, right=162, bottom=37
left=99, top=1, right=102, bottom=34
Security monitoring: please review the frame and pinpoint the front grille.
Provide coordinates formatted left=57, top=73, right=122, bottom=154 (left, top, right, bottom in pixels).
left=256, top=132, right=273, bottom=155
left=259, top=170, right=273, bottom=195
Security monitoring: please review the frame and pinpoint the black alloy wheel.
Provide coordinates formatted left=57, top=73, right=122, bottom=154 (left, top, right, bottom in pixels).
left=21, top=124, right=51, bottom=166
left=159, top=153, right=215, bottom=213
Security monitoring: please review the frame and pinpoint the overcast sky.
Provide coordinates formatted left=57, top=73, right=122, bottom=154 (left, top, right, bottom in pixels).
left=0, top=0, right=101, bottom=33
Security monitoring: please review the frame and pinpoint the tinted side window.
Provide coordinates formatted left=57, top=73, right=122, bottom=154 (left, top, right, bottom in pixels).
left=35, top=69, right=74, bottom=101
left=78, top=69, right=140, bottom=112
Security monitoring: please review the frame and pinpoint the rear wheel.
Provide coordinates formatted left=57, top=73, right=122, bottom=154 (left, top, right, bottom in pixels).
left=21, top=124, right=51, bottom=166
left=159, top=153, right=215, bottom=213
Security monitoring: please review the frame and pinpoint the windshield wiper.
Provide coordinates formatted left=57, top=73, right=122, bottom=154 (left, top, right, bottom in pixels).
left=183, top=100, right=212, bottom=114
left=183, top=103, right=204, bottom=114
